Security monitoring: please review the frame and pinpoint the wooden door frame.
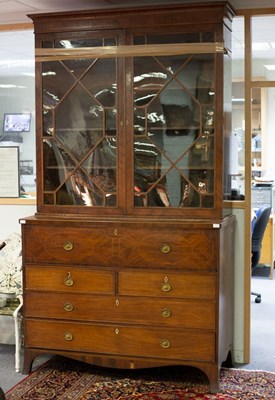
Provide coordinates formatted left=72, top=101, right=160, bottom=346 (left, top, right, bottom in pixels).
left=237, top=8, right=275, bottom=363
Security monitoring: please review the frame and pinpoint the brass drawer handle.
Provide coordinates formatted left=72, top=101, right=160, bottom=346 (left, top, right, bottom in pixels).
left=64, top=272, right=74, bottom=287
left=161, top=282, right=171, bottom=292
left=63, top=241, right=73, bottom=251
left=160, top=339, right=171, bottom=349
left=161, top=308, right=171, bottom=318
left=64, top=332, right=73, bottom=341
left=161, top=244, right=171, bottom=254
left=64, top=303, right=74, bottom=312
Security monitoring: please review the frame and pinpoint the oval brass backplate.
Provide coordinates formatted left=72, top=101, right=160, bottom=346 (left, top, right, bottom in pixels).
left=161, top=282, right=171, bottom=292
left=63, top=241, right=73, bottom=251
left=64, top=303, right=74, bottom=312
left=160, top=339, right=171, bottom=349
left=160, top=244, right=171, bottom=254
left=161, top=308, right=171, bottom=318
left=64, top=332, right=73, bottom=341
left=64, top=272, right=74, bottom=287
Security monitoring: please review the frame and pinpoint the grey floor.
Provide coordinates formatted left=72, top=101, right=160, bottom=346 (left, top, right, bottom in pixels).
left=242, top=275, right=275, bottom=371
left=1, top=275, right=275, bottom=394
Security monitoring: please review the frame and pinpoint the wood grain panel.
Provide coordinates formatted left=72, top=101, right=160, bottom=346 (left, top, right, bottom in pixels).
left=25, top=292, right=215, bottom=329
left=118, top=271, right=216, bottom=299
left=24, top=265, right=115, bottom=294
left=25, top=319, right=215, bottom=362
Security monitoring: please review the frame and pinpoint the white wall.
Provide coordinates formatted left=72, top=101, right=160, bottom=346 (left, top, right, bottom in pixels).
left=0, top=204, right=36, bottom=241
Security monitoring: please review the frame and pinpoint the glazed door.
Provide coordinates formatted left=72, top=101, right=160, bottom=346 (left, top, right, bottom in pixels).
left=37, top=30, right=126, bottom=215
left=36, top=26, right=226, bottom=218
left=126, top=29, right=222, bottom=218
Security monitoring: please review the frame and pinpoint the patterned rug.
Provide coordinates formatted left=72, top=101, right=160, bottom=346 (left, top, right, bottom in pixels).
left=5, top=356, right=275, bottom=400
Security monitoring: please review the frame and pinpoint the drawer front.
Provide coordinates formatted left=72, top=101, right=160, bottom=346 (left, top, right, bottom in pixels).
left=25, top=293, right=215, bottom=329
left=117, top=227, right=217, bottom=270
left=25, top=265, right=115, bottom=294
left=23, top=225, right=114, bottom=265
left=118, top=271, right=216, bottom=300
left=25, top=319, right=215, bottom=362
left=23, top=224, right=217, bottom=270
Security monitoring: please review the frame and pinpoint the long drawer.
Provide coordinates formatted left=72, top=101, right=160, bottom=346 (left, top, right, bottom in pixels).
left=23, top=225, right=217, bottom=270
left=25, top=319, right=215, bottom=362
left=24, top=292, right=215, bottom=329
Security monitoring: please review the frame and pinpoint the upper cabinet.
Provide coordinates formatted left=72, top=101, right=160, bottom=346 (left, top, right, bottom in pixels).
left=31, top=2, right=235, bottom=219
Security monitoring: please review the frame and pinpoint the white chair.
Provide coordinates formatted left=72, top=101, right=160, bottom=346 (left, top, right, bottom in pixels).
left=0, top=233, right=23, bottom=372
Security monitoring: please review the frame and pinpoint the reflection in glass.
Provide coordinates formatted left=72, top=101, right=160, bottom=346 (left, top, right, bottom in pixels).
left=42, top=37, right=117, bottom=207
left=133, top=36, right=215, bottom=208
left=42, top=61, right=76, bottom=108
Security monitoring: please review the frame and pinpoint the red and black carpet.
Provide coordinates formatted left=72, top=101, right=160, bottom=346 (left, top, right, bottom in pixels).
left=5, top=356, right=275, bottom=399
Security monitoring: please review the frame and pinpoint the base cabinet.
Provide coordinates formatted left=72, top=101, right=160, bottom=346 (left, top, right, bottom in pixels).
left=22, top=216, right=234, bottom=392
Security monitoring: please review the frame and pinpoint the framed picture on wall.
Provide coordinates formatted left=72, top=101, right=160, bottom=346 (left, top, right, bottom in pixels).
left=0, top=146, right=20, bottom=197
left=3, top=113, right=31, bottom=133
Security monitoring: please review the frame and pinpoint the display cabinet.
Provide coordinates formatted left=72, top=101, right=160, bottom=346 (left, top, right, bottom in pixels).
left=21, top=2, right=235, bottom=393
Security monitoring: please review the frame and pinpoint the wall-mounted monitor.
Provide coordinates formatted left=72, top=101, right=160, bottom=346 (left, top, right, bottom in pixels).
left=3, top=113, right=31, bottom=133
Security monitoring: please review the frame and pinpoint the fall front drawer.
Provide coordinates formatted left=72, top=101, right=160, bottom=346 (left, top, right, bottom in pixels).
left=25, top=292, right=215, bottom=329
left=23, top=224, right=217, bottom=270
left=24, top=265, right=115, bottom=294
left=25, top=319, right=215, bottom=362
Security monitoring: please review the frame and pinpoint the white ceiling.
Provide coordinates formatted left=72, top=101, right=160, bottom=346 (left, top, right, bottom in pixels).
left=1, top=0, right=275, bottom=25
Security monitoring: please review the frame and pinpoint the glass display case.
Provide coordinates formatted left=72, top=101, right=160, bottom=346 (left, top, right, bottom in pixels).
left=36, top=16, right=232, bottom=218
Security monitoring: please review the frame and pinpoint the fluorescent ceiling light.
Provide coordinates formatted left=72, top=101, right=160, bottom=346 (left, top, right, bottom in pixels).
left=0, top=59, right=34, bottom=69
left=232, top=98, right=244, bottom=102
left=21, top=72, right=35, bottom=77
left=0, top=84, right=26, bottom=88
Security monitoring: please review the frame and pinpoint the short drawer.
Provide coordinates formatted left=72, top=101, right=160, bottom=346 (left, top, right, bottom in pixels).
left=25, top=319, right=215, bottom=362
left=24, top=293, right=215, bottom=329
left=24, top=265, right=115, bottom=294
left=118, top=271, right=216, bottom=300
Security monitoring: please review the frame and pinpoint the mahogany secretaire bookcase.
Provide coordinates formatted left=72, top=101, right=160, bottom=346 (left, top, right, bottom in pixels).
left=21, top=1, right=235, bottom=392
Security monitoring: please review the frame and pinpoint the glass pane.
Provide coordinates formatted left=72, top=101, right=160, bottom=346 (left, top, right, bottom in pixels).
left=133, top=47, right=215, bottom=208
left=0, top=30, right=36, bottom=196
left=55, top=37, right=104, bottom=78
left=252, top=16, right=275, bottom=81
left=42, top=61, right=76, bottom=108
left=252, top=87, right=275, bottom=186
left=57, top=169, right=105, bottom=206
left=43, top=139, right=76, bottom=192
left=231, top=16, right=245, bottom=199
left=251, top=88, right=262, bottom=179
left=42, top=36, right=118, bottom=207
left=250, top=87, right=275, bottom=186
left=82, top=58, right=117, bottom=107
left=134, top=32, right=214, bottom=45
